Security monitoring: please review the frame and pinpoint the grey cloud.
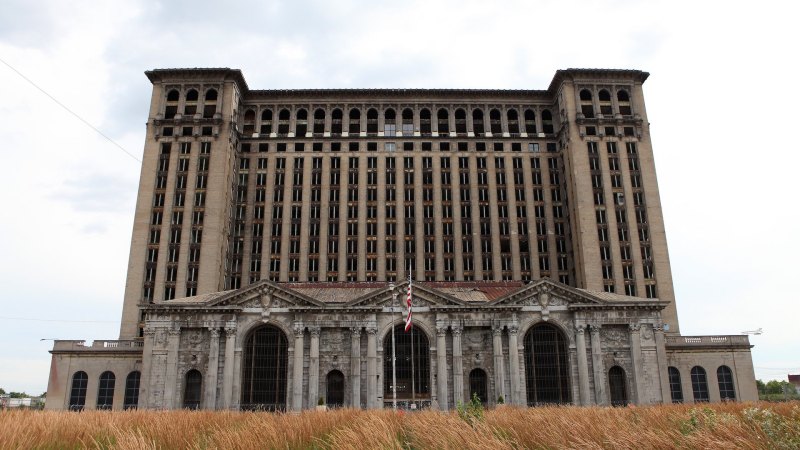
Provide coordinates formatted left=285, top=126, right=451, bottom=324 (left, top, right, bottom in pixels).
left=50, top=173, right=136, bottom=213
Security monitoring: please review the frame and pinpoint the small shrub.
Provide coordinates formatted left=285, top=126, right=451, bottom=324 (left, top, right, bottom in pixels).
left=497, top=395, right=504, bottom=405
left=457, top=393, right=485, bottom=426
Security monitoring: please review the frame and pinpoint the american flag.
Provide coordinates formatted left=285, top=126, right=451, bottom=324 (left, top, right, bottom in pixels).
left=404, top=277, right=413, bottom=331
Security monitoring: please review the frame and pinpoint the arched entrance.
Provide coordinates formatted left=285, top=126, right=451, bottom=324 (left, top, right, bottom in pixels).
left=383, top=324, right=430, bottom=403
left=241, top=324, right=289, bottom=411
left=326, top=370, right=345, bottom=407
left=608, top=366, right=628, bottom=406
left=468, top=368, right=488, bottom=405
left=183, top=370, right=202, bottom=409
left=524, top=323, right=571, bottom=405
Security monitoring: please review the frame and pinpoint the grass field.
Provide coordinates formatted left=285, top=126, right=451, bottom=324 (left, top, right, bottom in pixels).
left=1, top=402, right=798, bottom=449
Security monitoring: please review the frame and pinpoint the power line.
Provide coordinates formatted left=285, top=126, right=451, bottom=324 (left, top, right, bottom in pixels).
left=0, top=56, right=141, bottom=163
left=0, top=316, right=117, bottom=324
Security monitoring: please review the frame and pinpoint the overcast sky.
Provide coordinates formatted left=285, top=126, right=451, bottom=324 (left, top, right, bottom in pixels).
left=0, top=0, right=798, bottom=395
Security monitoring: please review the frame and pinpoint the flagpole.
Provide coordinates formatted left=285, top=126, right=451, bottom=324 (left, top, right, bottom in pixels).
left=391, top=282, right=397, bottom=410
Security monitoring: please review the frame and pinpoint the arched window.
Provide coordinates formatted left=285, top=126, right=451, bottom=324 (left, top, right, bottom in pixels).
left=437, top=108, right=449, bottom=135
left=598, top=90, right=612, bottom=116
left=185, top=89, right=198, bottom=101
left=383, top=324, right=430, bottom=401
left=96, top=371, right=116, bottom=410
left=261, top=109, right=273, bottom=134
left=541, top=110, right=554, bottom=134
left=384, top=108, right=396, bottom=137
left=277, top=109, right=290, bottom=136
left=349, top=108, right=361, bottom=134
left=331, top=109, right=343, bottom=135
left=203, top=89, right=217, bottom=118
left=295, top=109, right=308, bottom=136
left=524, top=109, right=536, bottom=134
left=668, top=367, right=683, bottom=403
left=241, top=325, right=289, bottom=411
left=419, top=109, right=431, bottom=136
left=617, top=90, right=631, bottom=116
left=184, top=89, right=198, bottom=116
left=524, top=323, right=571, bottom=405
left=183, top=370, right=202, bottom=410
left=243, top=109, right=256, bottom=135
left=579, top=89, right=594, bottom=118
left=608, top=366, right=628, bottom=406
left=489, top=109, right=502, bottom=135
left=717, top=366, right=736, bottom=401
left=313, top=108, right=326, bottom=135
left=69, top=371, right=88, bottom=411
left=507, top=109, right=519, bottom=135
left=366, top=108, right=378, bottom=135
left=690, top=366, right=709, bottom=402
left=468, top=368, right=488, bottom=405
left=402, top=108, right=414, bottom=136
left=165, top=90, right=179, bottom=119
left=472, top=109, right=484, bottom=136
left=124, top=371, right=141, bottom=410
left=326, top=370, right=345, bottom=407
left=455, top=109, right=467, bottom=135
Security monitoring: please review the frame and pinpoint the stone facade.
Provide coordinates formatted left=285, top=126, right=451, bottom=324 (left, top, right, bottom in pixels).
left=46, top=68, right=758, bottom=410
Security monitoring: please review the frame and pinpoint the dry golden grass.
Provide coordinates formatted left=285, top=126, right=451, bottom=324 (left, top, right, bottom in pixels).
left=0, top=401, right=797, bottom=449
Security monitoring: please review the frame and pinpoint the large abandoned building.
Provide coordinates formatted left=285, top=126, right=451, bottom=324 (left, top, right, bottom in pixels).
left=46, top=68, right=757, bottom=411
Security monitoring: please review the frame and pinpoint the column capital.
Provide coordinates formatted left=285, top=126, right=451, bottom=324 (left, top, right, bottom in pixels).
left=350, top=326, right=362, bottom=336
left=436, top=325, right=448, bottom=337
left=575, top=324, right=587, bottom=335
left=168, top=329, right=181, bottom=337
left=588, top=324, right=602, bottom=334
left=309, top=326, right=321, bottom=337
left=293, top=324, right=305, bottom=337
left=224, top=326, right=237, bottom=337
left=508, top=324, right=519, bottom=335
left=652, top=322, right=665, bottom=333
left=209, top=327, right=221, bottom=338
left=451, top=325, right=463, bottom=336
left=629, top=323, right=641, bottom=332
left=492, top=325, right=504, bottom=336
left=365, top=326, right=377, bottom=335
left=143, top=326, right=157, bottom=337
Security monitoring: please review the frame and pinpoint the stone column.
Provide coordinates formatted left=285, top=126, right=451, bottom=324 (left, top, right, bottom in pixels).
left=508, top=325, right=521, bottom=405
left=205, top=328, right=220, bottom=409
left=292, top=325, right=305, bottom=411
left=222, top=326, right=236, bottom=409
left=350, top=327, right=362, bottom=408
left=163, top=328, right=181, bottom=409
left=492, top=325, right=506, bottom=403
left=138, top=327, right=156, bottom=409
left=574, top=325, right=591, bottom=406
left=366, top=327, right=377, bottom=408
left=653, top=324, right=672, bottom=403
left=309, top=327, right=321, bottom=408
left=451, top=325, right=464, bottom=406
left=629, top=324, right=645, bottom=404
left=436, top=324, right=449, bottom=411
left=589, top=324, right=606, bottom=405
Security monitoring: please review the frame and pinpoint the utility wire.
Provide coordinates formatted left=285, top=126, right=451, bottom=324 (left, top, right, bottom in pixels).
left=0, top=316, right=117, bottom=324
left=0, top=56, right=141, bottom=163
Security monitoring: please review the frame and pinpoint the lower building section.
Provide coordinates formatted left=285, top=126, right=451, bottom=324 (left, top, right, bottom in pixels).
left=46, top=279, right=757, bottom=410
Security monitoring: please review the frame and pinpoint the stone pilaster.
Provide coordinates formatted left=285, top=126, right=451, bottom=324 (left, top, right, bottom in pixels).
left=222, top=326, right=236, bottom=409
left=205, top=328, right=220, bottom=409
left=492, top=325, right=506, bottom=402
left=629, top=323, right=645, bottom=404
left=138, top=326, right=156, bottom=409
left=292, top=324, right=305, bottom=411
left=350, top=327, right=362, bottom=408
left=589, top=324, right=606, bottom=405
left=436, top=324, right=449, bottom=410
left=508, top=324, right=521, bottom=405
left=309, top=327, right=320, bottom=408
left=653, top=323, right=671, bottom=403
left=366, top=327, right=377, bottom=408
left=451, top=325, right=464, bottom=405
left=574, top=325, right=591, bottom=405
left=163, top=328, right=181, bottom=409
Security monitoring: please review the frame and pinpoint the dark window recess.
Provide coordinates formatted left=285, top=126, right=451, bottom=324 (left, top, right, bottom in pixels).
left=383, top=324, right=430, bottom=400
left=524, top=323, right=571, bottom=405
left=183, top=370, right=202, bottom=409
left=608, top=366, right=628, bottom=406
left=241, top=325, right=289, bottom=411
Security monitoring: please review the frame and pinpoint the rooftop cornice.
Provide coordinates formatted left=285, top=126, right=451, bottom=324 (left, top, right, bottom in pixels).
left=144, top=67, right=648, bottom=98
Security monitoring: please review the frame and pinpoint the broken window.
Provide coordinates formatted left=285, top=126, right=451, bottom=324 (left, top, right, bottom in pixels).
left=490, top=109, right=502, bottom=135
left=524, top=109, right=536, bottom=134
left=203, top=89, right=217, bottom=118
left=541, top=110, right=554, bottom=134
left=455, top=108, right=467, bottom=135
left=598, top=90, right=612, bottom=116
left=349, top=108, right=361, bottom=134
left=579, top=89, right=594, bottom=118
left=507, top=109, right=520, bottom=135
left=472, top=109, right=484, bottom=136
left=366, top=108, right=378, bottom=135
left=437, top=108, right=449, bottom=135
left=295, top=109, right=307, bottom=136
left=277, top=109, right=290, bottom=136
left=261, top=109, right=273, bottom=134
left=420, top=108, right=431, bottom=135
left=617, top=90, right=631, bottom=115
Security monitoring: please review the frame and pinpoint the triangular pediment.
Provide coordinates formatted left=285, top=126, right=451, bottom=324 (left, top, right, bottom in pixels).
left=488, top=279, right=605, bottom=307
left=207, top=280, right=325, bottom=308
left=345, top=281, right=469, bottom=308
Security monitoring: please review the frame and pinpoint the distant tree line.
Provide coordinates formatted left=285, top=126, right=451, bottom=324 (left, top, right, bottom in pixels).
left=756, top=379, right=799, bottom=401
